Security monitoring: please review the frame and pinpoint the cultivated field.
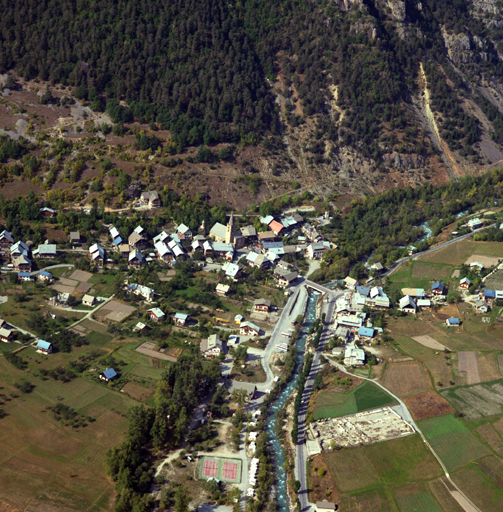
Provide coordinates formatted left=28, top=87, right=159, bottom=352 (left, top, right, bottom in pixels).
left=419, top=415, right=489, bottom=472
left=485, top=269, right=503, bottom=290
left=475, top=423, right=503, bottom=455
left=380, top=362, right=431, bottom=398
left=420, top=241, right=503, bottom=266
left=412, top=335, right=448, bottom=351
left=312, top=381, right=396, bottom=420
left=404, top=391, right=454, bottom=422
left=394, top=492, right=443, bottom=512
left=412, top=262, right=453, bottom=280
left=440, top=380, right=503, bottom=420
left=457, top=351, right=480, bottom=385
left=96, top=300, right=136, bottom=322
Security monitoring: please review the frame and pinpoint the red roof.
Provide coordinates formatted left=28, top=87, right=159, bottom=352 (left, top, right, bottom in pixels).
left=268, top=220, right=284, bottom=234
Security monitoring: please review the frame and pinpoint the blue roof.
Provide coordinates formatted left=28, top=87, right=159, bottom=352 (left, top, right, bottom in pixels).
left=175, top=313, right=189, bottom=320
left=112, top=235, right=123, bottom=246
left=357, top=286, right=370, bottom=297
left=103, top=368, right=117, bottom=379
left=358, top=327, right=375, bottom=337
left=484, top=289, right=496, bottom=298
left=36, top=339, right=51, bottom=350
left=40, top=270, right=52, bottom=277
left=18, top=272, right=32, bottom=277
left=447, top=318, right=460, bottom=325
left=432, top=282, right=446, bottom=292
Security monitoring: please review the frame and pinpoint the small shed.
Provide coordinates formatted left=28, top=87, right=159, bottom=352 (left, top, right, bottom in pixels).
left=100, top=368, right=118, bottom=382
left=36, top=339, right=53, bottom=354
left=446, top=317, right=461, bottom=327
left=82, top=294, right=96, bottom=307
left=173, top=312, right=190, bottom=325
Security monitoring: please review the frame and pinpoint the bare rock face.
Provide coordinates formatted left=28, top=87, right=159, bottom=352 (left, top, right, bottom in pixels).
left=382, top=152, right=426, bottom=170
left=441, top=27, right=475, bottom=64
left=471, top=0, right=503, bottom=29
left=334, top=0, right=364, bottom=11
left=386, top=0, right=406, bottom=21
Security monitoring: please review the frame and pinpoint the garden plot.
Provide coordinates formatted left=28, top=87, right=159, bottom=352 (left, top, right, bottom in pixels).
left=404, top=391, right=453, bottom=422
left=440, top=381, right=503, bottom=420
left=96, top=300, right=136, bottom=322
left=69, top=270, right=93, bottom=282
left=412, top=335, right=448, bottom=351
left=458, top=352, right=480, bottom=385
left=380, top=362, right=431, bottom=398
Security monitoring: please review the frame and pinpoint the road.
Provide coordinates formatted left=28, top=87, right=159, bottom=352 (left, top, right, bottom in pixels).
left=66, top=294, right=115, bottom=329
left=321, top=360, right=482, bottom=512
left=384, top=223, right=496, bottom=278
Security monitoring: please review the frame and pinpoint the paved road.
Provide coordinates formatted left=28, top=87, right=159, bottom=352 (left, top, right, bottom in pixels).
left=66, top=294, right=115, bottom=329
left=384, top=224, right=496, bottom=278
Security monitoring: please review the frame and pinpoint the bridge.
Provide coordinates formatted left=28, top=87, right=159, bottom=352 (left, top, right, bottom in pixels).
left=304, top=279, right=334, bottom=295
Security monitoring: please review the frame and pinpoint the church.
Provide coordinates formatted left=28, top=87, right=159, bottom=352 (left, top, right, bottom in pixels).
left=209, top=214, right=245, bottom=248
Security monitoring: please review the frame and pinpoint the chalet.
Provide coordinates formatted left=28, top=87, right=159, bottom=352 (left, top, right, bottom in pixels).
left=240, top=225, right=257, bottom=242
left=154, top=241, right=172, bottom=261
left=467, top=217, right=483, bottom=230
left=344, top=277, right=358, bottom=290
left=10, top=241, right=29, bottom=259
left=222, top=262, right=241, bottom=280
left=399, top=295, right=417, bottom=314
left=40, top=207, right=56, bottom=218
left=216, top=283, right=231, bottom=296
left=100, top=368, right=118, bottom=382
left=307, top=242, right=327, bottom=259
left=18, top=272, right=34, bottom=282
left=240, top=321, right=260, bottom=336
left=446, top=317, right=461, bottom=327
left=38, top=270, right=53, bottom=283
left=133, top=322, right=149, bottom=332
left=460, top=277, right=471, bottom=289
left=358, top=326, right=375, bottom=339
left=69, top=231, right=82, bottom=245
left=268, top=220, right=284, bottom=236
left=257, top=231, right=276, bottom=245
left=212, top=242, right=233, bottom=259
left=173, top=312, right=190, bottom=326
left=484, top=289, right=496, bottom=301
left=316, top=501, right=336, bottom=512
left=274, top=267, right=298, bottom=288
left=176, top=223, right=193, bottom=240
left=140, top=190, right=160, bottom=208
left=191, top=239, right=204, bottom=252
left=117, top=244, right=131, bottom=257
left=168, top=239, right=186, bottom=259
left=0, top=230, right=14, bottom=250
left=89, top=243, right=105, bottom=265
left=128, top=249, right=144, bottom=267
left=200, top=334, right=223, bottom=357
left=253, top=299, right=271, bottom=313
left=0, top=328, right=12, bottom=341
left=153, top=231, right=170, bottom=244
left=147, top=308, right=165, bottom=322
left=82, top=295, right=96, bottom=307
left=36, top=339, right=52, bottom=354
left=128, top=283, right=154, bottom=301
left=33, top=244, right=57, bottom=259
left=431, top=282, right=446, bottom=295
left=203, top=240, right=213, bottom=256
left=344, top=344, right=365, bottom=366
left=246, top=251, right=271, bottom=269
left=128, top=231, right=147, bottom=250
left=13, top=255, right=31, bottom=272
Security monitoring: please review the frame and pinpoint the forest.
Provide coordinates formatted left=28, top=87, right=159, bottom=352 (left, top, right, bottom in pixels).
left=1, top=0, right=502, bottom=159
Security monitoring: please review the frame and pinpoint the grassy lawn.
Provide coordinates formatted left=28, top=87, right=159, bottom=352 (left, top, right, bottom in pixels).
left=394, top=492, right=443, bottom=512
left=419, top=414, right=490, bottom=472
left=313, top=381, right=397, bottom=420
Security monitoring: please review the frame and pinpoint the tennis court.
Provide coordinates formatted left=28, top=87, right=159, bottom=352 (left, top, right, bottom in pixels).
left=199, top=457, right=242, bottom=483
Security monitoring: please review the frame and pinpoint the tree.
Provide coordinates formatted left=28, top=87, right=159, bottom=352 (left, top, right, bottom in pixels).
left=174, top=484, right=190, bottom=512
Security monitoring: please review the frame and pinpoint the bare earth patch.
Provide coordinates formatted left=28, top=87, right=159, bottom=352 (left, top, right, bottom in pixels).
left=76, top=282, right=92, bottom=293
left=69, top=270, right=94, bottom=282
left=51, top=284, right=75, bottom=294
left=412, top=335, right=448, bottom=351
left=59, top=277, right=79, bottom=286
left=458, top=352, right=481, bottom=385
left=381, top=362, right=432, bottom=398
left=465, top=254, right=500, bottom=268
left=403, top=391, right=454, bottom=421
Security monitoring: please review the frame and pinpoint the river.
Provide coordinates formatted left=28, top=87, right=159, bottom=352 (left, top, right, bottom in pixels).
left=265, top=290, right=319, bottom=512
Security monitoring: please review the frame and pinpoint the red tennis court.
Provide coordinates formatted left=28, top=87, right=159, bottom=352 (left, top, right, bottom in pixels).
left=222, top=461, right=238, bottom=480
left=202, top=459, right=218, bottom=478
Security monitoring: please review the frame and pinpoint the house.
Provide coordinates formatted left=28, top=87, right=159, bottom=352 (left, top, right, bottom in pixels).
left=147, top=308, right=165, bottom=322
left=140, top=190, right=160, bottom=208
left=235, top=314, right=244, bottom=324
left=13, top=254, right=31, bottom=272
left=128, top=249, right=144, bottom=267
left=240, top=322, right=260, bottom=336
left=484, top=289, right=496, bottom=301
left=154, top=231, right=171, bottom=244
left=117, top=244, right=132, bottom=257
left=128, top=231, right=147, bottom=250
left=344, top=344, right=365, bottom=366
left=176, top=223, right=193, bottom=240
left=10, top=241, right=30, bottom=259
left=344, top=277, right=358, bottom=290
left=0, top=328, right=12, bottom=342
left=268, top=220, right=284, bottom=236
left=446, top=317, right=461, bottom=327
left=18, top=272, right=33, bottom=282
left=82, top=294, right=96, bottom=307
left=89, top=243, right=105, bottom=265
left=128, top=283, right=154, bottom=301
left=36, top=339, right=52, bottom=354
left=307, top=242, right=327, bottom=259
left=0, top=230, right=14, bottom=250
left=173, top=312, right=190, bottom=326
left=358, top=326, right=375, bottom=339
left=316, top=502, right=336, bottom=512
left=222, top=262, right=241, bottom=280
left=253, top=299, right=271, bottom=313
left=460, top=277, right=471, bottom=289
left=476, top=300, right=490, bottom=313
left=69, top=231, right=82, bottom=245
left=212, top=242, right=233, bottom=259
left=246, top=251, right=271, bottom=269
left=417, top=299, right=432, bottom=310
left=110, top=226, right=123, bottom=247
left=467, top=217, right=483, bottom=230
left=40, top=207, right=56, bottom=218
left=371, top=262, right=384, bottom=274
left=274, top=267, right=298, bottom=288
left=216, top=283, right=231, bottom=296
left=399, top=295, right=417, bottom=314
left=470, top=262, right=484, bottom=271
left=33, top=243, right=57, bottom=259
left=168, top=239, right=186, bottom=259
left=257, top=231, right=276, bottom=245
left=154, top=241, right=173, bottom=261
left=240, top=225, right=257, bottom=242
left=200, top=334, right=223, bottom=357
left=401, top=288, right=425, bottom=298
left=100, top=368, right=118, bottom=382
left=261, top=240, right=283, bottom=254
left=357, top=286, right=370, bottom=297
left=38, top=270, right=53, bottom=283
left=431, top=282, right=446, bottom=295
left=133, top=322, right=150, bottom=332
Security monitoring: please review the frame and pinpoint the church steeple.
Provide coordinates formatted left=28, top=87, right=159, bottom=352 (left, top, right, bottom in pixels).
left=225, top=212, right=234, bottom=244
